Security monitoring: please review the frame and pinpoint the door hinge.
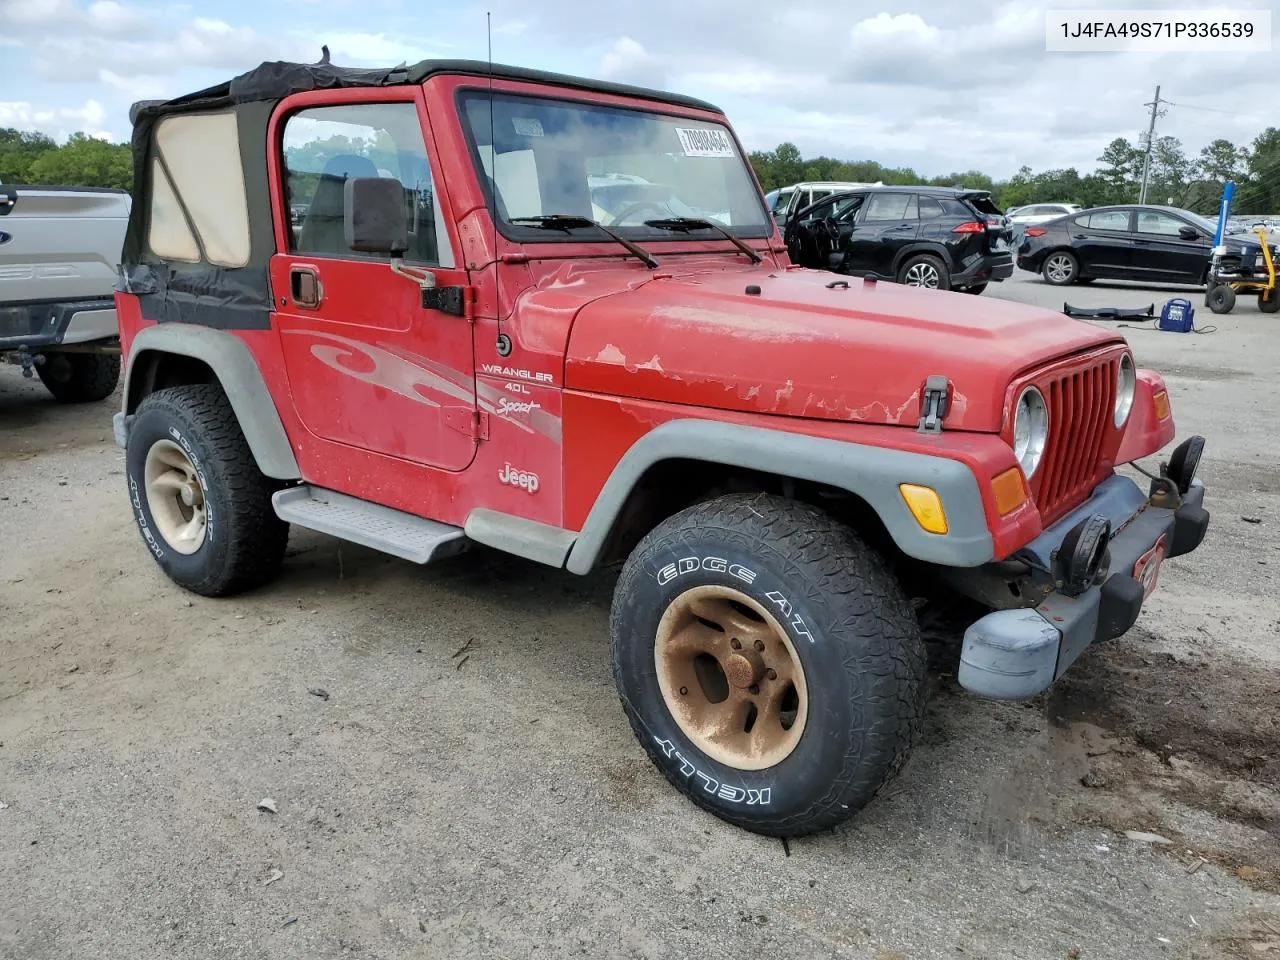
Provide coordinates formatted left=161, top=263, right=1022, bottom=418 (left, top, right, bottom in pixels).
left=422, top=285, right=476, bottom=319
left=443, top=407, right=489, bottom=440
left=917, top=375, right=951, bottom=434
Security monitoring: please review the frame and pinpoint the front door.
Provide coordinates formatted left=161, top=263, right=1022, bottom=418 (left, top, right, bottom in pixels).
left=1131, top=209, right=1211, bottom=283
left=846, top=192, right=919, bottom=278
left=270, top=96, right=477, bottom=472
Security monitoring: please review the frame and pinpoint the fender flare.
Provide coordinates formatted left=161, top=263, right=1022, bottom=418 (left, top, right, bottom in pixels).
left=564, top=419, right=994, bottom=574
left=121, top=323, right=300, bottom=479
left=892, top=242, right=952, bottom=277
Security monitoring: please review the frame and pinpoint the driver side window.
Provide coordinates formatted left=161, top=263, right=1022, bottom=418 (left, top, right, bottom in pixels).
left=281, top=102, right=452, bottom=266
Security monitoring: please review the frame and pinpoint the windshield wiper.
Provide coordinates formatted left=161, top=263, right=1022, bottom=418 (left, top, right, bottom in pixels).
left=508, top=215, right=659, bottom=269
left=643, top=217, right=763, bottom=264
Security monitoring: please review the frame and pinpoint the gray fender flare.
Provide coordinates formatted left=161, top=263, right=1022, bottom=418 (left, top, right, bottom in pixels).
left=564, top=419, right=994, bottom=574
left=121, top=323, right=300, bottom=479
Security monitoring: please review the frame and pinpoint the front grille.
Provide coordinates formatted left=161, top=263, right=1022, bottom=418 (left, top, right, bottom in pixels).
left=1029, top=357, right=1118, bottom=523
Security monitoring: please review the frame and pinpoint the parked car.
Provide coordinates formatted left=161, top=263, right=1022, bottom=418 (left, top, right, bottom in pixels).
left=783, top=185, right=1014, bottom=293
left=112, top=55, right=1208, bottom=839
left=1006, top=203, right=1083, bottom=226
left=0, top=183, right=128, bottom=401
left=764, top=180, right=884, bottom=227
left=1016, top=203, right=1278, bottom=287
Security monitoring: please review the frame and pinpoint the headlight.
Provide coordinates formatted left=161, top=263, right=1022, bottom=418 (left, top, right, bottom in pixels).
left=1013, top=386, right=1049, bottom=479
left=1114, top=353, right=1136, bottom=427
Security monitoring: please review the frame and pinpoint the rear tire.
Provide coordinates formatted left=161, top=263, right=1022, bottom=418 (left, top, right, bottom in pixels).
left=610, top=493, right=927, bottom=837
left=1206, top=284, right=1236, bottom=314
left=1260, top=288, right=1280, bottom=313
left=125, top=384, right=289, bottom=597
left=36, top=352, right=120, bottom=403
left=1042, top=251, right=1078, bottom=285
left=898, top=254, right=949, bottom=290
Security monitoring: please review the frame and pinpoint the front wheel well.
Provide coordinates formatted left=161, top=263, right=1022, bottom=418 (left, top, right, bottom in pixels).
left=126, top=350, right=218, bottom=413
left=592, top=459, right=896, bottom=569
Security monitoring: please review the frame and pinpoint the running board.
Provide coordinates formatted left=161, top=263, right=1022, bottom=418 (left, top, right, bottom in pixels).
left=272, top=485, right=469, bottom=564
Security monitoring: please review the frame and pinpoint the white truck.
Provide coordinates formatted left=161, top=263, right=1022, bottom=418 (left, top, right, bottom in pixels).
left=0, top=183, right=129, bottom=402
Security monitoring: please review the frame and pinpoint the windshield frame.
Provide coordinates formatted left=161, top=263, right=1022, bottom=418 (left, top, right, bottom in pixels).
left=454, top=87, right=772, bottom=246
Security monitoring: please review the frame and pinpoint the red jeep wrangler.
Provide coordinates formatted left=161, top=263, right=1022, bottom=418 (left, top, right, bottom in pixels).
left=112, top=56, right=1210, bottom=837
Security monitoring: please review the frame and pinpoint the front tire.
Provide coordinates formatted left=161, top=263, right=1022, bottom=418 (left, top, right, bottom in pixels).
left=610, top=493, right=927, bottom=836
left=36, top=352, right=120, bottom=403
left=125, top=384, right=289, bottom=596
left=1042, top=251, right=1078, bottom=285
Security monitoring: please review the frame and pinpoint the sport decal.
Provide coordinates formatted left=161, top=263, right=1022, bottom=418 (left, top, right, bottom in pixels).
left=281, top=329, right=562, bottom=442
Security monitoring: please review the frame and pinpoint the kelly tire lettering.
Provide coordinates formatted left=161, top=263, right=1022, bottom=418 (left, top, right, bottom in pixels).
left=125, top=383, right=289, bottom=598
left=609, top=492, right=929, bottom=837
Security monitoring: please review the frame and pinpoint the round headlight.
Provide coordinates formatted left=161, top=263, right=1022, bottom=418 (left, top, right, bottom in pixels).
left=1115, top=353, right=1136, bottom=427
left=1013, top=386, right=1049, bottom=478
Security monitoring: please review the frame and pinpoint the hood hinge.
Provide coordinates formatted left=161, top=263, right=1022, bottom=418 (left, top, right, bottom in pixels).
left=917, top=375, right=951, bottom=434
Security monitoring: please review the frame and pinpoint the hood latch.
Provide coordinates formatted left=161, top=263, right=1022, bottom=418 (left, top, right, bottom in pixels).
left=917, top=376, right=951, bottom=434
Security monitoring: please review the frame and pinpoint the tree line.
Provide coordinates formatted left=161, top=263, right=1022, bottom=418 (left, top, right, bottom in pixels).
left=5, top=122, right=1278, bottom=215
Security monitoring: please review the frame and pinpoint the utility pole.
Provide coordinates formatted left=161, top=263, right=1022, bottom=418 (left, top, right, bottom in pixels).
left=1138, top=85, right=1167, bottom=205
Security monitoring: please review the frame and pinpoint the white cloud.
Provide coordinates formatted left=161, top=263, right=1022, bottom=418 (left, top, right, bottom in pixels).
left=322, top=32, right=447, bottom=64
left=599, top=37, right=666, bottom=88
left=0, top=99, right=111, bottom=141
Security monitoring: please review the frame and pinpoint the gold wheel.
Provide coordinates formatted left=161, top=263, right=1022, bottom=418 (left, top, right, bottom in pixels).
left=143, top=439, right=207, bottom=555
left=654, top=585, right=808, bottom=771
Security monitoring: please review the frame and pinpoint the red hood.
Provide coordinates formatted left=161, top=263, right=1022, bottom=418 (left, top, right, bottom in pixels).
left=564, top=265, right=1122, bottom=432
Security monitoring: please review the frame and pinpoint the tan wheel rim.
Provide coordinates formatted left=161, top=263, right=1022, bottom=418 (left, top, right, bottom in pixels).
left=654, top=585, right=808, bottom=771
left=143, top=439, right=207, bottom=555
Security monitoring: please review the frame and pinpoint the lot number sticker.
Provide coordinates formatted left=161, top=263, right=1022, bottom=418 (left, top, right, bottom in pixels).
left=675, top=127, right=735, bottom=158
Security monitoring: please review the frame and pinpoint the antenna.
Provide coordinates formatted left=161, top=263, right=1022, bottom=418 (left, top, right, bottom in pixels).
left=488, top=12, right=512, bottom=357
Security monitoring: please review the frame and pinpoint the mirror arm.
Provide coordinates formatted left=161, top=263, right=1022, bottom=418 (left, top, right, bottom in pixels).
left=389, top=255, right=437, bottom=290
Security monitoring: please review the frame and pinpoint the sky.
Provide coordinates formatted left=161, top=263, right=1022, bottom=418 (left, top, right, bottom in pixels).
left=1, top=0, right=1276, bottom=179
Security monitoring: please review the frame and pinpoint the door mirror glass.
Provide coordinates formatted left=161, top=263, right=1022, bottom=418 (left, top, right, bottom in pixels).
left=344, top=177, right=409, bottom=255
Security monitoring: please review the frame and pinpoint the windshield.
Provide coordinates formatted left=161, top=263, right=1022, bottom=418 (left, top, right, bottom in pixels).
left=459, top=91, right=770, bottom=239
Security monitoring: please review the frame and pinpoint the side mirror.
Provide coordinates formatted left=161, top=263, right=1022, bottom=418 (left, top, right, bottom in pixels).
left=1178, top=225, right=1199, bottom=241
left=344, top=177, right=408, bottom=255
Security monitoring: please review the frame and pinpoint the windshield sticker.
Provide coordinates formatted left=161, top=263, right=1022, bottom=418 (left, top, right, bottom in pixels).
left=512, top=117, right=545, bottom=137
left=675, top=127, right=735, bottom=158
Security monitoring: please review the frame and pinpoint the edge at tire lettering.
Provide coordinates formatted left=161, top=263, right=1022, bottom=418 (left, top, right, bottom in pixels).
left=653, top=736, right=772, bottom=806
left=656, top=556, right=757, bottom=587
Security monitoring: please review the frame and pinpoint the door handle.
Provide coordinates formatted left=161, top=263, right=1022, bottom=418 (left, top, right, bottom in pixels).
left=290, top=266, right=322, bottom=308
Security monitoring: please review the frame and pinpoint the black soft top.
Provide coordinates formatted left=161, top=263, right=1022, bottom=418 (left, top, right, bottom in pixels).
left=130, top=56, right=723, bottom=123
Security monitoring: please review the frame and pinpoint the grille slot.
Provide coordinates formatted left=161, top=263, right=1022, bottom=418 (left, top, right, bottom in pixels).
left=1029, top=359, right=1116, bottom=523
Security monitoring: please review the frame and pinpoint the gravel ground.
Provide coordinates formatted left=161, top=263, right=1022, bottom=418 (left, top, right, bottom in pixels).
left=2, top=270, right=1278, bottom=960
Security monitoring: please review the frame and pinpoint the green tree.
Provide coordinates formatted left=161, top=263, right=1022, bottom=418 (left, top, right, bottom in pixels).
left=1148, top=136, right=1193, bottom=206
left=1236, top=127, right=1280, bottom=215
left=25, top=133, right=132, bottom=189
left=1096, top=137, right=1142, bottom=203
left=0, top=128, right=58, bottom=183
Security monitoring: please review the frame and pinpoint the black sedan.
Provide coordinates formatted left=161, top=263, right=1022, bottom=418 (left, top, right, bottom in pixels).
left=1017, top=204, right=1262, bottom=287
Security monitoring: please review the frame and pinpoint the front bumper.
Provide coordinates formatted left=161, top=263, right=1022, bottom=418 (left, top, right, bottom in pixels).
left=957, top=471, right=1209, bottom=700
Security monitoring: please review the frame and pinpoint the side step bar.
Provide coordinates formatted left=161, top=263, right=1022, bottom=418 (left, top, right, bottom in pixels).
left=272, top=485, right=469, bottom=564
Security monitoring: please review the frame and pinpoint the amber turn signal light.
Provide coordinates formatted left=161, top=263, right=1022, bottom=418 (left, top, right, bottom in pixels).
left=899, top=484, right=948, bottom=534
left=991, top=467, right=1028, bottom=516
left=1152, top=389, right=1170, bottom=421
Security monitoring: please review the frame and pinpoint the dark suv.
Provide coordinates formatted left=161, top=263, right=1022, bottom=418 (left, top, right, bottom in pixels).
left=783, top=186, right=1013, bottom=294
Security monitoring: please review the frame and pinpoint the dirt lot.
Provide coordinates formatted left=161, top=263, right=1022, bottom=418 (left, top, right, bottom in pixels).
left=2, top=273, right=1279, bottom=959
